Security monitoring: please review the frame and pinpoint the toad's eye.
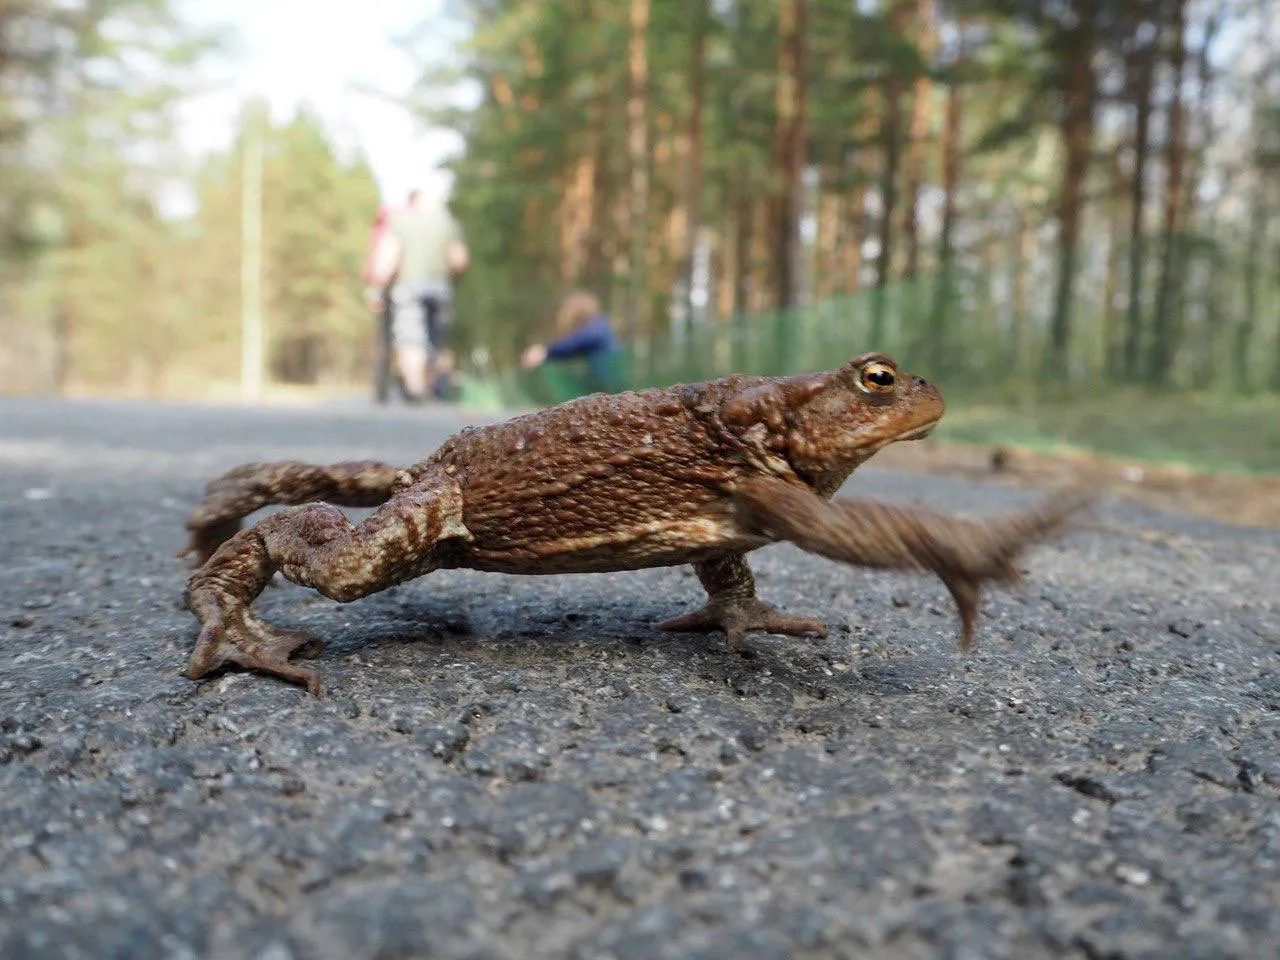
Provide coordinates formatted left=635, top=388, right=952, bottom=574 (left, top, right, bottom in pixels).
left=859, top=362, right=896, bottom=393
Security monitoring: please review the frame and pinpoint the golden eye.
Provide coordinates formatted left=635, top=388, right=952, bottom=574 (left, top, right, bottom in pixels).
left=859, top=361, right=896, bottom=393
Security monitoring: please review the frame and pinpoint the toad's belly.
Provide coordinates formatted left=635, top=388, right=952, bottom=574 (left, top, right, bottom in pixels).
left=462, top=516, right=771, bottom=575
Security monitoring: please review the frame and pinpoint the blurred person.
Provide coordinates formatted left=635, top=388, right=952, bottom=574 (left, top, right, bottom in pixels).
left=368, top=172, right=469, bottom=403
left=362, top=203, right=399, bottom=404
left=521, top=290, right=625, bottom=394
left=362, top=203, right=396, bottom=293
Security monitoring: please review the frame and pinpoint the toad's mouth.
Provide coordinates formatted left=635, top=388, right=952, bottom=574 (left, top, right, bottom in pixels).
left=897, top=420, right=939, bottom=442
left=860, top=417, right=940, bottom=459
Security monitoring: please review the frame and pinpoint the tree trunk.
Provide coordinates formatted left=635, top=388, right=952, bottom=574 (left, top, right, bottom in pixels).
left=1148, top=0, right=1188, bottom=385
left=674, top=0, right=708, bottom=328
left=872, top=78, right=903, bottom=345
left=732, top=167, right=752, bottom=318
left=902, top=0, right=936, bottom=281
left=839, top=185, right=866, bottom=295
left=730, top=172, right=755, bottom=370
left=869, top=0, right=916, bottom=345
left=750, top=196, right=771, bottom=315
left=579, top=0, right=613, bottom=289
left=1101, top=148, right=1125, bottom=376
left=652, top=119, right=683, bottom=328
left=841, top=104, right=878, bottom=297
left=1237, top=195, right=1266, bottom=390
left=815, top=183, right=840, bottom=299
left=624, top=0, right=651, bottom=342
left=560, top=148, right=596, bottom=285
left=1045, top=0, right=1097, bottom=378
left=927, top=66, right=962, bottom=372
left=1010, top=206, right=1036, bottom=373
left=583, top=94, right=611, bottom=288
left=772, top=0, right=808, bottom=312
left=1122, top=7, right=1156, bottom=379
left=1271, top=232, right=1280, bottom=390
left=1180, top=0, right=1226, bottom=383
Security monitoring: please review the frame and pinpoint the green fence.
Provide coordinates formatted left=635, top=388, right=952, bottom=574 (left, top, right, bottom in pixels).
left=463, top=242, right=1280, bottom=412
left=463, top=281, right=948, bottom=410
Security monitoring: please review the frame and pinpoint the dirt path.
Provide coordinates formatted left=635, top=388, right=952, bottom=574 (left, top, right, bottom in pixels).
left=878, top=439, right=1280, bottom=529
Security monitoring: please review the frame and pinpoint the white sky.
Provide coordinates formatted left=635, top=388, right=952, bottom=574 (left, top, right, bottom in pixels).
left=171, top=0, right=466, bottom=209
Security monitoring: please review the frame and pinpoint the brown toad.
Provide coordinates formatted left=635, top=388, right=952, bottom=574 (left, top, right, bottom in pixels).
left=182, top=354, right=1082, bottom=693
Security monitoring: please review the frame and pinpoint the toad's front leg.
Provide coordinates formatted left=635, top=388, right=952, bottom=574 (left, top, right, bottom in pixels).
left=657, top=554, right=828, bottom=651
left=184, top=473, right=471, bottom=694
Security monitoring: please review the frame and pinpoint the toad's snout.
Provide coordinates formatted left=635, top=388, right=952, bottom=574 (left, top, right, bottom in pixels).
left=899, top=371, right=945, bottom=438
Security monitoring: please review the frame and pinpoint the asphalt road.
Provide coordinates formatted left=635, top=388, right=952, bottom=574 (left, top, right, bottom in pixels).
left=2, top=396, right=1278, bottom=960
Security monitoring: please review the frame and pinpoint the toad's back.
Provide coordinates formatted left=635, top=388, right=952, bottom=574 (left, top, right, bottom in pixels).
left=422, top=382, right=771, bottom=574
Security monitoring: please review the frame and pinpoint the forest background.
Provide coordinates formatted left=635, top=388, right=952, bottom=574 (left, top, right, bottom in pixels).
left=1, top=0, right=1278, bottom=472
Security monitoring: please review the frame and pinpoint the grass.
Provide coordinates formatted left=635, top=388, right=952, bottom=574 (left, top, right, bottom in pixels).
left=934, top=386, right=1280, bottom=476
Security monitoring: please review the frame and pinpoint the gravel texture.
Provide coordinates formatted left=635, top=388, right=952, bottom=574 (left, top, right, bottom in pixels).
left=1, top=396, right=1278, bottom=960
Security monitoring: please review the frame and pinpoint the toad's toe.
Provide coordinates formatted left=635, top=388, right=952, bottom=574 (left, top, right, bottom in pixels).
left=186, top=612, right=324, bottom=695
left=658, top=599, right=827, bottom=648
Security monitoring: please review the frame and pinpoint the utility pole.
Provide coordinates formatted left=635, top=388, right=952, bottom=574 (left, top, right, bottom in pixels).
left=240, top=102, right=265, bottom=403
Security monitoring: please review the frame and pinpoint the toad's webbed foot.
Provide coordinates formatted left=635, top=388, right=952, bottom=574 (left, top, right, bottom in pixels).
left=184, top=472, right=470, bottom=694
left=658, top=554, right=827, bottom=651
left=658, top=599, right=827, bottom=651
left=187, top=598, right=326, bottom=695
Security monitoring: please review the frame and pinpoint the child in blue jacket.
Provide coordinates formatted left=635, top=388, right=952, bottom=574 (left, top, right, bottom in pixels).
left=522, top=290, right=625, bottom=393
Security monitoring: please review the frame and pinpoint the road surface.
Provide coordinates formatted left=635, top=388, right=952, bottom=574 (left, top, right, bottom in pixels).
left=1, top=396, right=1278, bottom=959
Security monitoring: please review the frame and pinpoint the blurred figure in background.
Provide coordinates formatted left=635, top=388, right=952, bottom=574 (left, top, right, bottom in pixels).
left=368, top=172, right=469, bottom=403
left=362, top=203, right=399, bottom=404
left=362, top=203, right=396, bottom=291
left=522, top=290, right=625, bottom=395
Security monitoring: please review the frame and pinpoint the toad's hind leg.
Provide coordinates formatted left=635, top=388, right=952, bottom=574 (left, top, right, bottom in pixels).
left=182, top=460, right=406, bottom=565
left=185, top=475, right=470, bottom=694
left=657, top=554, right=827, bottom=651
